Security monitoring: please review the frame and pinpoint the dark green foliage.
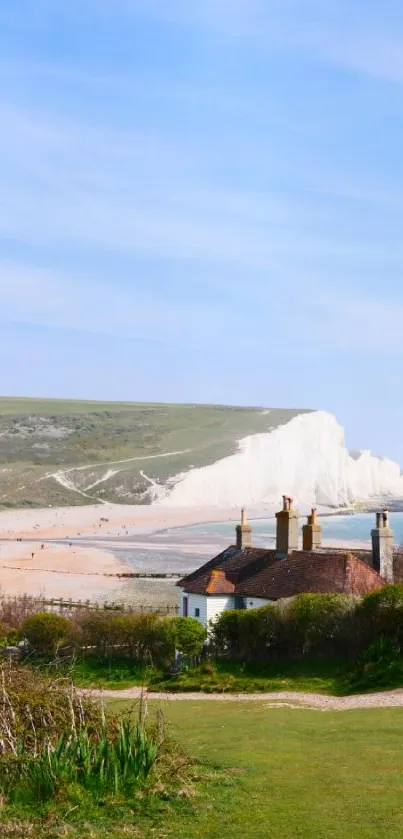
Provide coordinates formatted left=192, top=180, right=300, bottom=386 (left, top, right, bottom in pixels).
left=357, top=584, right=403, bottom=648
left=80, top=612, right=131, bottom=657
left=212, top=605, right=283, bottom=661
left=22, top=612, right=75, bottom=654
left=212, top=592, right=376, bottom=663
left=79, top=611, right=176, bottom=668
left=283, top=593, right=354, bottom=657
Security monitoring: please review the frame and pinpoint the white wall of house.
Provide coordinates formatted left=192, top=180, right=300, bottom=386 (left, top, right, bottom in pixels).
left=207, top=595, right=235, bottom=626
left=179, top=590, right=271, bottom=629
left=179, top=591, right=235, bottom=629
left=245, top=597, right=272, bottom=609
left=181, top=592, right=208, bottom=625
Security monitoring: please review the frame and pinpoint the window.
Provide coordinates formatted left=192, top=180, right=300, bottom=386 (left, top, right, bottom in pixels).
left=183, top=596, right=188, bottom=617
left=195, top=607, right=200, bottom=618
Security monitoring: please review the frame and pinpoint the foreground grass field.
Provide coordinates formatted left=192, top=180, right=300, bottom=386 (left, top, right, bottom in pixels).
left=124, top=701, right=403, bottom=838
left=4, top=699, right=403, bottom=837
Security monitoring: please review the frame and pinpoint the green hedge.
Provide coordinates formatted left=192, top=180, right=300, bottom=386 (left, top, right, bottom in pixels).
left=21, top=611, right=206, bottom=667
left=211, top=587, right=403, bottom=662
left=17, top=586, right=403, bottom=668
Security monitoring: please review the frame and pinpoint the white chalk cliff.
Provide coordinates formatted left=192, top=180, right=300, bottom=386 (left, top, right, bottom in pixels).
left=157, top=411, right=403, bottom=508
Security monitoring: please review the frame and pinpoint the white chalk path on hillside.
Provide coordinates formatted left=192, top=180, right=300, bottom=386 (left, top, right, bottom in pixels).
left=39, top=448, right=193, bottom=501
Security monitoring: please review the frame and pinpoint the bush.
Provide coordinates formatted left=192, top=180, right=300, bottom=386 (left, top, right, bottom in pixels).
left=78, top=612, right=176, bottom=668
left=357, top=585, right=403, bottom=649
left=211, top=610, right=243, bottom=658
left=283, top=594, right=353, bottom=658
left=80, top=612, right=131, bottom=657
left=171, top=617, right=207, bottom=657
left=0, top=619, right=7, bottom=644
left=135, top=615, right=176, bottom=669
left=212, top=595, right=354, bottom=662
left=22, top=612, right=75, bottom=655
left=211, top=605, right=283, bottom=662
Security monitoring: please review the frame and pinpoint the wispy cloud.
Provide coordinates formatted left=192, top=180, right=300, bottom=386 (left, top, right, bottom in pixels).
left=113, top=0, right=403, bottom=84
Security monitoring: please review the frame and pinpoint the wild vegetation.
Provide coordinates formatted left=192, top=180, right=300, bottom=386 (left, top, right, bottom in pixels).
left=0, top=665, right=204, bottom=838
left=3, top=588, right=403, bottom=695
left=0, top=666, right=160, bottom=804
left=0, top=396, right=304, bottom=507
left=3, top=590, right=403, bottom=836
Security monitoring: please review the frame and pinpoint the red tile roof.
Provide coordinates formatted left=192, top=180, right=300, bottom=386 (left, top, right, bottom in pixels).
left=236, top=551, right=383, bottom=598
left=178, top=546, right=271, bottom=595
left=178, top=545, right=385, bottom=599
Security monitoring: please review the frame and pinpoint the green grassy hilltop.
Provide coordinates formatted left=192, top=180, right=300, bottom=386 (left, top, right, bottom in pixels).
left=0, top=397, right=307, bottom=508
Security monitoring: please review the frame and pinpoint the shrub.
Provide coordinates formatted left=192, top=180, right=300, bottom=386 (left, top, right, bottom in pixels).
left=0, top=619, right=7, bottom=644
left=170, top=617, right=207, bottom=657
left=357, top=585, right=403, bottom=649
left=80, top=612, right=131, bottom=657
left=0, top=594, right=43, bottom=629
left=212, top=605, right=284, bottom=662
left=78, top=612, right=176, bottom=668
left=22, top=612, right=75, bottom=655
left=136, top=616, right=176, bottom=669
left=211, top=595, right=354, bottom=661
left=211, top=610, right=243, bottom=658
left=283, top=594, right=353, bottom=658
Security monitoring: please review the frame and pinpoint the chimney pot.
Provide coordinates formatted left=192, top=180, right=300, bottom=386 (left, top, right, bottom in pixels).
left=276, top=495, right=299, bottom=557
left=236, top=507, right=252, bottom=550
left=372, top=510, right=394, bottom=582
left=302, top=507, right=322, bottom=551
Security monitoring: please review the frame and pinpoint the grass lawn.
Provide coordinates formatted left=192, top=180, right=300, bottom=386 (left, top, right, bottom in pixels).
left=69, top=654, right=403, bottom=696
left=62, top=655, right=344, bottom=694
left=111, top=700, right=403, bottom=838
left=4, top=699, right=403, bottom=838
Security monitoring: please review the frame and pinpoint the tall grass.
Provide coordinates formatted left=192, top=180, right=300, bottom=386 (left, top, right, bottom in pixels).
left=7, top=716, right=159, bottom=803
left=0, top=665, right=161, bottom=804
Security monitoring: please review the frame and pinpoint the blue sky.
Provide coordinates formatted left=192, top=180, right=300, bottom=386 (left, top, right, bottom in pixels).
left=1, top=1, right=403, bottom=461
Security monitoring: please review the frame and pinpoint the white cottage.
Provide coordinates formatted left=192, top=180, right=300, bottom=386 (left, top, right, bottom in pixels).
left=177, top=500, right=391, bottom=629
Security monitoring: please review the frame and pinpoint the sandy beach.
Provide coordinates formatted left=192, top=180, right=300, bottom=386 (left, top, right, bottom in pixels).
left=0, top=503, right=246, bottom=601
left=0, top=502, right=371, bottom=601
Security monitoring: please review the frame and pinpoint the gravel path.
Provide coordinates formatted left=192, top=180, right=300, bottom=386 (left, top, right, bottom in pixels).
left=80, top=686, right=403, bottom=711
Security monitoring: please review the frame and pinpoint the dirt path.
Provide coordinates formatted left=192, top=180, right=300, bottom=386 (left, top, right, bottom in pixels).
left=80, top=686, right=403, bottom=710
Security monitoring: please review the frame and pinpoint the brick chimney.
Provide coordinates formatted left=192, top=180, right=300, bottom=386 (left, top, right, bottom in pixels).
left=371, top=510, right=394, bottom=583
left=275, top=495, right=298, bottom=558
left=302, top=508, right=322, bottom=551
left=236, top=508, right=252, bottom=550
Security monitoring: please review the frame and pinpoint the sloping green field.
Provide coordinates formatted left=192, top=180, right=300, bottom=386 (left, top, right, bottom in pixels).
left=0, top=398, right=307, bottom=508
left=13, top=700, right=403, bottom=839
left=129, top=700, right=403, bottom=839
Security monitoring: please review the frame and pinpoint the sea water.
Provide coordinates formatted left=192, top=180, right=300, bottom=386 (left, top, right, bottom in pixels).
left=108, top=512, right=403, bottom=581
left=170, top=512, right=403, bottom=549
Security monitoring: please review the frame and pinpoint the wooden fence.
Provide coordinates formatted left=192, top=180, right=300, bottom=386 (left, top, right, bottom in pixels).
left=0, top=595, right=179, bottom=615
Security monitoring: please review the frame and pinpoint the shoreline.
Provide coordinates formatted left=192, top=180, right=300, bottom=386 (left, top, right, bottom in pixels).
left=0, top=502, right=386, bottom=600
